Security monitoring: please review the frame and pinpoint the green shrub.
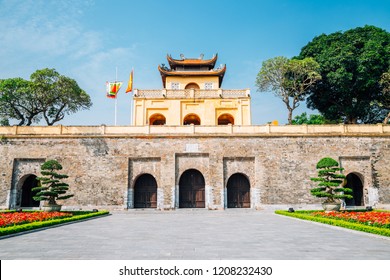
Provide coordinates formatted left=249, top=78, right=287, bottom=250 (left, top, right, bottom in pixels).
left=310, top=157, right=353, bottom=204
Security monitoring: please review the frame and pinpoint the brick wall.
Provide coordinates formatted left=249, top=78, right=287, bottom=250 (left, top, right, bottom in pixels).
left=1, top=131, right=389, bottom=210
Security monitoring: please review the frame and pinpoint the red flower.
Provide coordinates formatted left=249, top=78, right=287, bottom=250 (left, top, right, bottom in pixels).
left=312, top=211, right=390, bottom=228
left=0, top=212, right=72, bottom=227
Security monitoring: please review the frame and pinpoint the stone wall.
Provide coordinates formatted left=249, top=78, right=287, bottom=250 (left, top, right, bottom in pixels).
left=0, top=125, right=389, bottom=210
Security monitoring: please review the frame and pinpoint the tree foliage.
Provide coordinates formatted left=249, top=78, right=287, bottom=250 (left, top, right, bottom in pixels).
left=0, top=68, right=92, bottom=126
left=298, top=25, right=390, bottom=124
left=310, top=157, right=353, bottom=204
left=292, top=112, right=325, bottom=124
left=379, top=70, right=390, bottom=124
left=0, top=78, right=41, bottom=126
left=32, top=160, right=73, bottom=205
left=292, top=112, right=340, bottom=124
left=256, top=56, right=321, bottom=124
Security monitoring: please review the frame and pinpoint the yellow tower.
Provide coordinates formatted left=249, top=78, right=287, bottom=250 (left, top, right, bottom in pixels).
left=132, top=54, right=251, bottom=126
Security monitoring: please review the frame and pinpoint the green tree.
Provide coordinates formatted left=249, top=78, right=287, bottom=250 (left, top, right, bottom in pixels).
left=256, top=56, right=321, bottom=124
left=379, top=71, right=390, bottom=124
left=0, top=69, right=92, bottom=126
left=310, top=157, right=353, bottom=204
left=291, top=112, right=340, bottom=124
left=292, top=112, right=325, bottom=124
left=33, top=160, right=73, bottom=206
left=0, top=78, right=42, bottom=125
left=298, top=25, right=390, bottom=124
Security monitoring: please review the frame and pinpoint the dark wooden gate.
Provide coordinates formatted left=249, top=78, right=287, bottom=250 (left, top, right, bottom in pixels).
left=134, top=174, right=157, bottom=208
left=345, top=173, right=364, bottom=206
left=227, top=173, right=250, bottom=208
left=179, top=169, right=205, bottom=208
left=21, top=175, right=40, bottom=207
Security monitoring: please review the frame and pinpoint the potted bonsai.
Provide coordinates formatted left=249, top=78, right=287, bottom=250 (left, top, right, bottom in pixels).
left=32, top=159, right=73, bottom=211
left=310, top=157, right=353, bottom=211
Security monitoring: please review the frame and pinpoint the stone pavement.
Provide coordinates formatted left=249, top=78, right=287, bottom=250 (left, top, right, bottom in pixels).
left=0, top=210, right=389, bottom=259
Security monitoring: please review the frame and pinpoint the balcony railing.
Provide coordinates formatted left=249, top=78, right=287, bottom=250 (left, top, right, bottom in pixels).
left=134, top=89, right=250, bottom=99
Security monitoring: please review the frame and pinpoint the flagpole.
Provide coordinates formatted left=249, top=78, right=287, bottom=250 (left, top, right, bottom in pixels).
left=130, top=67, right=134, bottom=125
left=115, top=66, right=118, bottom=126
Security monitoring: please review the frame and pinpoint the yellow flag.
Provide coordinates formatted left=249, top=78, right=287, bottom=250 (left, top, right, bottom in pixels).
left=125, top=70, right=133, bottom=93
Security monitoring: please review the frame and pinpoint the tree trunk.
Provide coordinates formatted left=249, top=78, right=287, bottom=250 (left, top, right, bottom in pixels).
left=345, top=116, right=358, bottom=124
left=383, top=111, right=390, bottom=124
left=287, top=108, right=293, bottom=125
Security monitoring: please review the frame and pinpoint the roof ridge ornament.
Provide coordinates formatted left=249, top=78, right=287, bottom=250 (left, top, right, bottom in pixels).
left=180, top=54, right=185, bottom=59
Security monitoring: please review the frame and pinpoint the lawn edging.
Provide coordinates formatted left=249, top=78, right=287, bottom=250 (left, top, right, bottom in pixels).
left=0, top=210, right=109, bottom=237
left=275, top=210, right=390, bottom=237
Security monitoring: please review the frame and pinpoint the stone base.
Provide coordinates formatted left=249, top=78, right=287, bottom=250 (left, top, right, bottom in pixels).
left=42, top=204, right=62, bottom=212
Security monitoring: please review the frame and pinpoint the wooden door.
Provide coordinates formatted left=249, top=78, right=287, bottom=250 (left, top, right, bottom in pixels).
left=179, top=169, right=205, bottom=208
left=134, top=174, right=157, bottom=208
left=227, top=173, right=250, bottom=208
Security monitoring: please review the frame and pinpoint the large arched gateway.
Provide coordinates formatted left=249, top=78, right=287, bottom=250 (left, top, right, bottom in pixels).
left=134, top=174, right=158, bottom=208
left=20, top=174, right=40, bottom=208
left=179, top=169, right=205, bottom=208
left=227, top=173, right=250, bottom=208
left=345, top=173, right=364, bottom=207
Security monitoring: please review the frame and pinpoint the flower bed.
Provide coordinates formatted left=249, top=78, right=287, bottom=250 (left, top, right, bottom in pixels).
left=0, top=210, right=109, bottom=237
left=275, top=210, right=390, bottom=237
left=312, top=211, right=390, bottom=228
left=0, top=211, right=73, bottom=227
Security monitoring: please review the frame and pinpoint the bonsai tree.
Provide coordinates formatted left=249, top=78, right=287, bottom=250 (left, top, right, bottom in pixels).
left=32, top=160, right=73, bottom=206
left=310, top=157, right=353, bottom=204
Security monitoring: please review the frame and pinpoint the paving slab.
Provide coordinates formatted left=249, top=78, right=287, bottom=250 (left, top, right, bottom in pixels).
left=0, top=210, right=389, bottom=259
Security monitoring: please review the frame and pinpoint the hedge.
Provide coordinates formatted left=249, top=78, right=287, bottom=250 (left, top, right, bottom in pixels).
left=0, top=210, right=109, bottom=237
left=275, top=210, right=390, bottom=237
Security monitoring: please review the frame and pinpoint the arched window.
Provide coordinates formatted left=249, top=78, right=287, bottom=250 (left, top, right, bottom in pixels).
left=345, top=173, right=364, bottom=206
left=218, top=113, right=234, bottom=125
left=134, top=174, right=158, bottom=208
left=20, top=174, right=40, bottom=207
left=183, top=113, right=201, bottom=125
left=185, top=83, right=200, bottom=89
left=227, top=173, right=250, bottom=208
left=149, top=113, right=166, bottom=125
left=179, top=169, right=205, bottom=208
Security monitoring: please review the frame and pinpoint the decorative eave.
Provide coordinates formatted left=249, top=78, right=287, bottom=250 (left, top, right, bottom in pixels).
left=158, top=64, right=226, bottom=88
left=167, top=54, right=218, bottom=68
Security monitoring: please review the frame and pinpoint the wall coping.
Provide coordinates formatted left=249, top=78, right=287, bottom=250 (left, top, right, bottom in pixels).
left=0, top=124, right=389, bottom=138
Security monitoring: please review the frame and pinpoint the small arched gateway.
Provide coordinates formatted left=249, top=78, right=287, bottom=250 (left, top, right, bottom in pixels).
left=149, top=113, right=166, bottom=125
left=20, top=174, right=40, bottom=208
left=345, top=173, right=364, bottom=207
left=227, top=173, right=250, bottom=208
left=183, top=114, right=201, bottom=125
left=134, top=174, right=158, bottom=208
left=179, top=169, right=205, bottom=208
left=218, top=113, right=234, bottom=125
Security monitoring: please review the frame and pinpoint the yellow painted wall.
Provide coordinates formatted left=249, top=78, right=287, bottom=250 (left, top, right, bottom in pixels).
left=133, top=74, right=251, bottom=126
left=133, top=97, right=251, bottom=126
left=166, top=76, right=220, bottom=89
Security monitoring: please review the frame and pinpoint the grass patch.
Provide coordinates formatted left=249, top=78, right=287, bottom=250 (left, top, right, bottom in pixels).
left=0, top=210, right=109, bottom=237
left=275, top=210, right=390, bottom=237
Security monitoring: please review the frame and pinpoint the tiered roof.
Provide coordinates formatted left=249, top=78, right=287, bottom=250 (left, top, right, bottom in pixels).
left=167, top=54, right=218, bottom=68
left=158, top=54, right=226, bottom=88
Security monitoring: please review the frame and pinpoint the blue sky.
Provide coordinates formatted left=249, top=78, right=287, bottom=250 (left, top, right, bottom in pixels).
left=1, top=0, right=389, bottom=125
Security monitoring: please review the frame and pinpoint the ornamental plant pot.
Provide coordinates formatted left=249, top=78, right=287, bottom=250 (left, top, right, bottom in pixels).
left=42, top=204, right=62, bottom=212
left=322, top=202, right=341, bottom=212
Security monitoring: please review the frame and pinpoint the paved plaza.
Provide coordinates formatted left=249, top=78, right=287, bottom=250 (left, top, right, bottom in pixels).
left=0, top=210, right=389, bottom=259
